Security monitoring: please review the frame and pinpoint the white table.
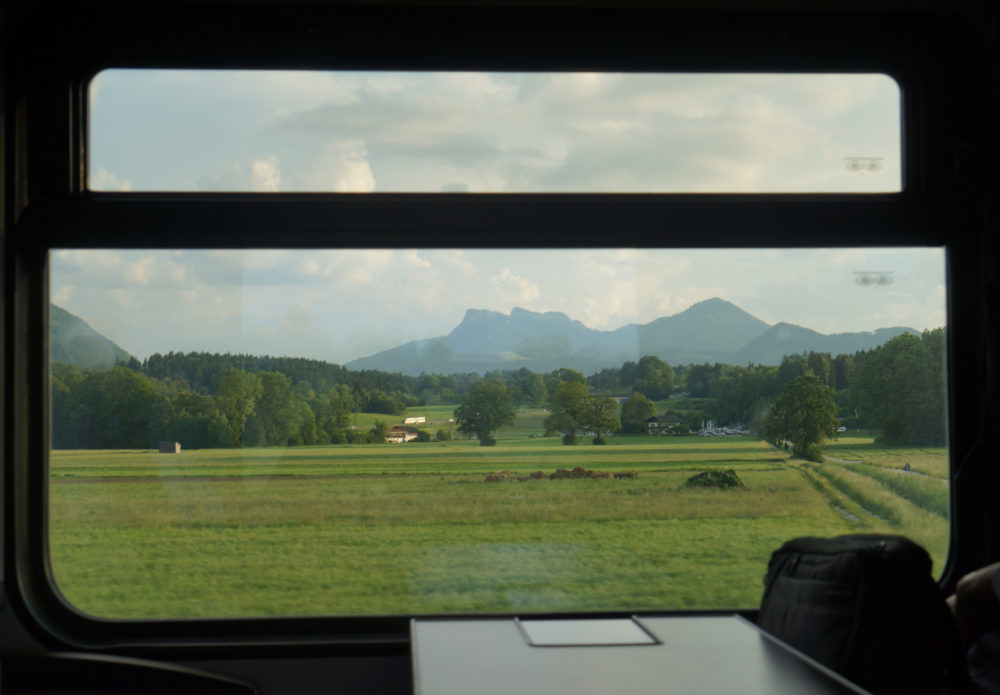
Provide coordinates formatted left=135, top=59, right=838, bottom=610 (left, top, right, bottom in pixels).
left=412, top=615, right=868, bottom=694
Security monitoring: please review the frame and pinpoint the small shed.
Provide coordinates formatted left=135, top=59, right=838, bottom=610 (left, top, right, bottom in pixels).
left=159, top=441, right=181, bottom=454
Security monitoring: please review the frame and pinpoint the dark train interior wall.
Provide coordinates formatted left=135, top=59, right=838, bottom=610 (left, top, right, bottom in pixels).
left=2, top=2, right=998, bottom=694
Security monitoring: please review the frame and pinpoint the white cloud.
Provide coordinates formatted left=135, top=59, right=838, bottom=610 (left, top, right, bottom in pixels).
left=52, top=286, right=73, bottom=304
left=303, top=140, right=375, bottom=192
left=89, top=166, right=132, bottom=191
left=580, top=285, right=632, bottom=329
left=111, top=289, right=141, bottom=311
left=301, top=257, right=321, bottom=276
left=92, top=71, right=901, bottom=194
left=567, top=118, right=647, bottom=135
left=53, top=249, right=123, bottom=269
left=491, top=267, right=540, bottom=304
left=251, top=156, right=281, bottom=191
left=430, top=250, right=477, bottom=276
left=125, top=257, right=155, bottom=286
left=228, top=70, right=358, bottom=107
left=242, top=250, right=290, bottom=271
left=554, top=72, right=612, bottom=97
left=303, top=250, right=395, bottom=284
left=656, top=296, right=693, bottom=315
left=398, top=249, right=432, bottom=270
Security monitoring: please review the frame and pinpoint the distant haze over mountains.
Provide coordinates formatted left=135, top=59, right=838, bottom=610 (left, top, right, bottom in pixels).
left=51, top=305, right=133, bottom=369
left=346, top=298, right=919, bottom=375
left=51, top=299, right=920, bottom=375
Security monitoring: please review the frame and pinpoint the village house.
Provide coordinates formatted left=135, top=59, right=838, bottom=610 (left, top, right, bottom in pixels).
left=386, top=426, right=420, bottom=443
left=646, top=414, right=683, bottom=434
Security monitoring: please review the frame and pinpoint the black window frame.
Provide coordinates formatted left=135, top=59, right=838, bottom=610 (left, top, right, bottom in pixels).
left=4, top=1, right=997, bottom=654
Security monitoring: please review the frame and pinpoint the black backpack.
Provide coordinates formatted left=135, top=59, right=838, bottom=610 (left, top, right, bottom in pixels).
left=758, top=534, right=966, bottom=694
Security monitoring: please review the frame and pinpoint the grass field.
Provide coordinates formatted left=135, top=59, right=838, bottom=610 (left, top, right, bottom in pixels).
left=48, top=431, right=950, bottom=619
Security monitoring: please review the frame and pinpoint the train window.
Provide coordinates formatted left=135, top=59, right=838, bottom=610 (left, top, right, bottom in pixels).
left=88, top=70, right=901, bottom=193
left=11, top=0, right=991, bottom=650
left=49, top=246, right=948, bottom=618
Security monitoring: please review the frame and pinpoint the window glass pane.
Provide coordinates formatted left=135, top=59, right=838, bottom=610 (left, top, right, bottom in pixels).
left=49, top=248, right=946, bottom=618
left=88, top=71, right=901, bottom=193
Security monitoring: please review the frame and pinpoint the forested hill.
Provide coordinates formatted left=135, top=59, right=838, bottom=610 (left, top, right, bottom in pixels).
left=139, top=351, right=422, bottom=397
left=735, top=323, right=919, bottom=365
left=50, top=305, right=132, bottom=369
left=51, top=350, right=479, bottom=450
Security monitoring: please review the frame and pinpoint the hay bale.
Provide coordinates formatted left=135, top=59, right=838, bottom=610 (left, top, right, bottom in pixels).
left=547, top=467, right=614, bottom=480
left=485, top=470, right=517, bottom=483
left=685, top=469, right=746, bottom=489
left=613, top=471, right=638, bottom=479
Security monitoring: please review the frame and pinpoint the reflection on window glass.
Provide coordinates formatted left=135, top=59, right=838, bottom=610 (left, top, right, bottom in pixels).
left=49, top=248, right=946, bottom=618
left=89, top=71, right=901, bottom=193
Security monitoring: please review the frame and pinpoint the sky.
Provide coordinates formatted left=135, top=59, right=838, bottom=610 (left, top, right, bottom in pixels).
left=59, top=70, right=944, bottom=364
left=51, top=248, right=946, bottom=364
left=89, top=70, right=900, bottom=194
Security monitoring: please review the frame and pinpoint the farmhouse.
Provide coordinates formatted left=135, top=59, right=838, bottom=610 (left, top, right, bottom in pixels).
left=386, top=426, right=420, bottom=443
left=646, top=414, right=682, bottom=434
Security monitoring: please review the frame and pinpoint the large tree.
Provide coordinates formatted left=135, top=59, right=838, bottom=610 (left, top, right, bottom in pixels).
left=852, top=330, right=946, bottom=445
left=545, top=382, right=620, bottom=444
left=453, top=379, right=517, bottom=446
left=765, top=374, right=838, bottom=461
left=620, top=391, right=656, bottom=433
left=544, top=380, right=591, bottom=444
left=310, top=384, right=356, bottom=444
left=582, top=392, right=621, bottom=444
left=683, top=363, right=714, bottom=398
left=214, top=369, right=263, bottom=447
left=246, top=371, right=299, bottom=446
left=632, top=355, right=675, bottom=400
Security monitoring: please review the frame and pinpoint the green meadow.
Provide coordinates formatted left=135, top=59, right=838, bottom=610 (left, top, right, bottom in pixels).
left=48, top=431, right=949, bottom=619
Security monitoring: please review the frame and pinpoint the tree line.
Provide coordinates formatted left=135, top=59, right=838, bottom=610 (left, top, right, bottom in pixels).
left=454, top=330, right=946, bottom=453
left=51, top=329, right=945, bottom=450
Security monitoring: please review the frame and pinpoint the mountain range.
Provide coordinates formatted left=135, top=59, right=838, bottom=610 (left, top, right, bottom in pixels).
left=346, top=298, right=918, bottom=375
left=49, top=299, right=919, bottom=376
left=51, top=305, right=133, bottom=369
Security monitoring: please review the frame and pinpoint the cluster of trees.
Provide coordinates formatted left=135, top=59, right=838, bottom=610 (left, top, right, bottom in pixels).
left=619, top=392, right=657, bottom=433
left=587, top=356, right=675, bottom=400
left=759, top=330, right=946, bottom=459
left=853, top=330, right=946, bottom=445
left=543, top=381, right=619, bottom=444
left=453, top=369, right=620, bottom=446
left=52, top=364, right=358, bottom=449
left=134, top=351, right=450, bottom=413
left=51, top=353, right=560, bottom=449
left=51, top=329, right=946, bottom=451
